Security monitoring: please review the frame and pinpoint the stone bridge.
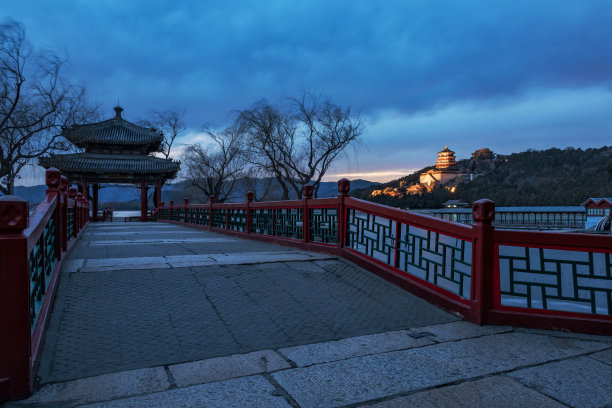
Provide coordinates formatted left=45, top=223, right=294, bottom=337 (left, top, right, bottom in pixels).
left=0, top=170, right=610, bottom=406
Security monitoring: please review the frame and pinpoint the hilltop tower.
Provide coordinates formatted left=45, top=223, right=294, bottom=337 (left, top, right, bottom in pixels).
left=435, top=146, right=457, bottom=169
left=419, top=146, right=461, bottom=191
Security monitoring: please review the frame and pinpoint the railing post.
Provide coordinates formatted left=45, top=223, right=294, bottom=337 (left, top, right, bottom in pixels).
left=45, top=168, right=62, bottom=260
left=209, top=196, right=215, bottom=228
left=60, top=176, right=68, bottom=251
left=159, top=202, right=164, bottom=220
left=0, top=196, right=31, bottom=401
left=337, top=178, right=350, bottom=248
left=471, top=199, right=496, bottom=325
left=246, top=192, right=253, bottom=234
left=302, top=185, right=313, bottom=243
left=68, top=187, right=77, bottom=238
left=169, top=200, right=174, bottom=221
left=184, top=199, right=189, bottom=223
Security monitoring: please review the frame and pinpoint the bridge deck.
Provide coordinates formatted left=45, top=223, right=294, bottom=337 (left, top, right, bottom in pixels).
left=11, top=222, right=612, bottom=407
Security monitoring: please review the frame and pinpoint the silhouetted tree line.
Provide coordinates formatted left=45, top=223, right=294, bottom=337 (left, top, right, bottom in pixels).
left=354, top=146, right=612, bottom=208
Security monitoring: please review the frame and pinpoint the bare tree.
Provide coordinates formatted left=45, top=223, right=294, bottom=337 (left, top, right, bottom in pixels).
left=238, top=102, right=295, bottom=199
left=242, top=166, right=279, bottom=201
left=183, top=124, right=246, bottom=203
left=238, top=92, right=363, bottom=198
left=140, top=107, right=185, bottom=159
left=0, top=20, right=97, bottom=195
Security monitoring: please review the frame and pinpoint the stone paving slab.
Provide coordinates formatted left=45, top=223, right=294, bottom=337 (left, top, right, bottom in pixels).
left=88, top=237, right=238, bottom=246
left=589, top=348, right=612, bottom=365
left=15, top=368, right=169, bottom=407
left=272, top=332, right=608, bottom=408
left=168, top=350, right=290, bottom=388
left=359, top=376, right=566, bottom=408
left=278, top=330, right=435, bottom=367
left=277, top=322, right=513, bottom=368
left=91, top=230, right=206, bottom=236
left=508, top=355, right=612, bottom=408
left=410, top=320, right=513, bottom=343
left=73, top=251, right=338, bottom=272
left=79, top=375, right=291, bottom=408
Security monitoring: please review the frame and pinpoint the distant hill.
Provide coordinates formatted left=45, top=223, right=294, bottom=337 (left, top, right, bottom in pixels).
left=12, top=177, right=380, bottom=209
left=352, top=146, right=612, bottom=208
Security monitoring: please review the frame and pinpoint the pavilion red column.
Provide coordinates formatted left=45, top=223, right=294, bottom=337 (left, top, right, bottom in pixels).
left=92, top=184, right=99, bottom=222
left=156, top=179, right=162, bottom=209
left=141, top=180, right=148, bottom=222
left=82, top=178, right=88, bottom=200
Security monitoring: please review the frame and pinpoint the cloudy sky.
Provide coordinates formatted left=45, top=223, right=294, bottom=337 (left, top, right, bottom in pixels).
left=4, top=0, right=612, bottom=183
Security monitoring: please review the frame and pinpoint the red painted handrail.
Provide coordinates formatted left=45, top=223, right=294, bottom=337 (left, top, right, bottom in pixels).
left=0, top=168, right=90, bottom=402
left=157, top=180, right=611, bottom=337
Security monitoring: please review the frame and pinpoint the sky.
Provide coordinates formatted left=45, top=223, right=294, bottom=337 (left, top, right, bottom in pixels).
left=4, top=0, right=612, bottom=184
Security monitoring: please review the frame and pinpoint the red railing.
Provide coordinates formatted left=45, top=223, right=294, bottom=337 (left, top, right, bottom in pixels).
left=158, top=179, right=612, bottom=336
left=0, top=168, right=89, bottom=402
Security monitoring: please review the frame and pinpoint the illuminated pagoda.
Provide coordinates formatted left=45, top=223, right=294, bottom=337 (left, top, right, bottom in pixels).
left=419, top=146, right=460, bottom=190
left=435, top=145, right=457, bottom=169
left=39, top=106, right=180, bottom=221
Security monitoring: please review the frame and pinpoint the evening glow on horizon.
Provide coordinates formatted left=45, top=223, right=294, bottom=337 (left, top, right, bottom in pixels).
left=4, top=1, right=612, bottom=185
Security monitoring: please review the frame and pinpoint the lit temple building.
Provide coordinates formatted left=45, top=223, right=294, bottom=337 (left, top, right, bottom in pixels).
left=419, top=146, right=462, bottom=191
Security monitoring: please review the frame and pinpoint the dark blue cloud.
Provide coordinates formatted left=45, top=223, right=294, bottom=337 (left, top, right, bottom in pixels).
left=4, top=0, right=612, bottom=181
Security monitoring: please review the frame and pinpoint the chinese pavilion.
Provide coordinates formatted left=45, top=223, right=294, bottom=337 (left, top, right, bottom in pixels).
left=39, top=106, right=180, bottom=221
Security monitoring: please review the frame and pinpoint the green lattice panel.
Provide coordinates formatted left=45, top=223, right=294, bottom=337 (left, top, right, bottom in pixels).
left=348, top=210, right=395, bottom=264
left=273, top=208, right=303, bottom=239
left=67, top=208, right=74, bottom=237
left=251, top=209, right=273, bottom=235
left=397, top=224, right=472, bottom=299
left=186, top=209, right=197, bottom=224
left=44, top=213, right=57, bottom=276
left=310, top=208, right=337, bottom=243
left=172, top=208, right=185, bottom=221
left=228, top=209, right=247, bottom=232
left=29, top=213, right=58, bottom=328
left=161, top=209, right=169, bottom=219
left=212, top=209, right=226, bottom=228
left=499, top=245, right=612, bottom=315
left=196, top=209, right=209, bottom=225
left=29, top=233, right=44, bottom=327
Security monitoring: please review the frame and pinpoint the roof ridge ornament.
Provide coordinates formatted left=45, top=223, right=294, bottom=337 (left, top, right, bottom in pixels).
left=114, top=105, right=123, bottom=119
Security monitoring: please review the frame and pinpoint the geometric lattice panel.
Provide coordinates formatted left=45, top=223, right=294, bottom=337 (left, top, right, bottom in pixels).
left=347, top=209, right=472, bottom=300
left=347, top=210, right=395, bottom=264
left=273, top=208, right=303, bottom=239
left=29, top=213, right=59, bottom=329
left=228, top=209, right=247, bottom=232
left=499, top=245, right=612, bottom=315
left=212, top=209, right=226, bottom=228
left=398, top=225, right=472, bottom=299
left=251, top=209, right=273, bottom=235
left=196, top=208, right=210, bottom=225
left=67, top=208, right=75, bottom=236
left=186, top=209, right=197, bottom=224
left=309, top=208, right=337, bottom=243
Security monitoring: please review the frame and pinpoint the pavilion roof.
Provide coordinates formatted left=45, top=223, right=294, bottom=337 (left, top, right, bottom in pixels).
left=39, top=153, right=180, bottom=182
left=62, top=106, right=163, bottom=149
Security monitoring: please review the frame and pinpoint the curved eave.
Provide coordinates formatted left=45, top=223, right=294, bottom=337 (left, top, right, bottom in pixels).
left=62, top=117, right=164, bottom=148
left=39, top=154, right=180, bottom=181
